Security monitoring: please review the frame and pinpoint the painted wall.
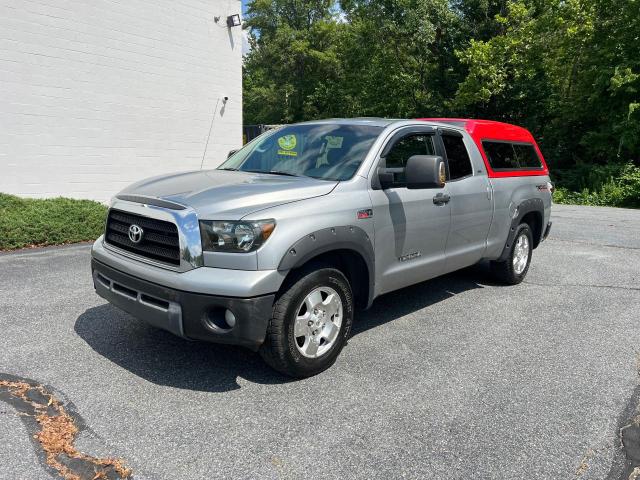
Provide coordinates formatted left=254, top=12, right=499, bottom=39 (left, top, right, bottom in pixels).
left=0, top=0, right=243, bottom=202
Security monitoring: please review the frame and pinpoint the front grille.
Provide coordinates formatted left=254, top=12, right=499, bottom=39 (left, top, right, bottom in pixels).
left=105, top=209, right=180, bottom=266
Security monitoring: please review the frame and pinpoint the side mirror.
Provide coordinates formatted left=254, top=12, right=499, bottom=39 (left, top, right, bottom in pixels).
left=405, top=155, right=446, bottom=189
left=227, top=149, right=239, bottom=159
left=377, top=169, right=395, bottom=189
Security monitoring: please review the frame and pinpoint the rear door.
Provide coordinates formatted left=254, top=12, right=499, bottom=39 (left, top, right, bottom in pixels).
left=437, top=130, right=493, bottom=272
left=369, top=127, right=451, bottom=295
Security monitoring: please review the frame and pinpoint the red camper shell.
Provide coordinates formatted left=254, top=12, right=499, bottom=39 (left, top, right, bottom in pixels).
left=417, top=118, right=549, bottom=178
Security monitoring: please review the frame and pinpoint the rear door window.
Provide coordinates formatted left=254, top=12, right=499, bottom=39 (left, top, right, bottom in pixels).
left=442, top=134, right=473, bottom=180
left=482, top=141, right=543, bottom=170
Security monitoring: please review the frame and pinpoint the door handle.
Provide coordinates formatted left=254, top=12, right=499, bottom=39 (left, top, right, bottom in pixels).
left=433, top=193, right=450, bottom=205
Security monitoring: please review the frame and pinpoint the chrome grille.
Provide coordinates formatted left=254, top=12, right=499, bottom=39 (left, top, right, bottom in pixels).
left=105, top=209, right=180, bottom=266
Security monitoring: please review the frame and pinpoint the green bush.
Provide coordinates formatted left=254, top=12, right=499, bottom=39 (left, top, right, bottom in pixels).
left=0, top=193, right=108, bottom=250
left=552, top=163, right=640, bottom=208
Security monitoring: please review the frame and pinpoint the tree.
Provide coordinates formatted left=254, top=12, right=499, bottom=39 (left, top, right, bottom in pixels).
left=339, top=0, right=464, bottom=117
left=243, top=0, right=640, bottom=172
left=453, top=0, right=640, bottom=168
left=243, top=0, right=344, bottom=124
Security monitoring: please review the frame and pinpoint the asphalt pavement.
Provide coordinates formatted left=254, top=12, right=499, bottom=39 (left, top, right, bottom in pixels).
left=1, top=204, right=639, bottom=479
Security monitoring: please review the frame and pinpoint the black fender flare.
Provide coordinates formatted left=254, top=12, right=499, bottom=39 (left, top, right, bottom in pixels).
left=278, top=226, right=375, bottom=308
left=497, top=198, right=544, bottom=262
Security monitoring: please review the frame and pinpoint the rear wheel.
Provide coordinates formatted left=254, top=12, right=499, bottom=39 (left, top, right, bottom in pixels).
left=491, top=223, right=533, bottom=285
left=259, top=266, right=353, bottom=378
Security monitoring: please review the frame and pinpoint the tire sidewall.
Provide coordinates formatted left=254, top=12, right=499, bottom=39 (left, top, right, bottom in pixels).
left=510, top=223, right=533, bottom=282
left=283, top=269, right=354, bottom=375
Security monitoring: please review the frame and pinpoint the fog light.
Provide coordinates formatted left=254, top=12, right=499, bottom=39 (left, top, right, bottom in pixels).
left=224, top=309, right=236, bottom=328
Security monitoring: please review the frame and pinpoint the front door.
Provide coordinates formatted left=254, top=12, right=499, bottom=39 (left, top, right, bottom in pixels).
left=369, top=128, right=451, bottom=296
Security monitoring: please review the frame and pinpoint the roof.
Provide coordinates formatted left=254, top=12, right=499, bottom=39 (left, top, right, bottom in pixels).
left=302, top=117, right=536, bottom=141
left=295, top=117, right=549, bottom=177
left=417, top=118, right=536, bottom=143
left=299, top=118, right=400, bottom=128
left=417, top=118, right=549, bottom=178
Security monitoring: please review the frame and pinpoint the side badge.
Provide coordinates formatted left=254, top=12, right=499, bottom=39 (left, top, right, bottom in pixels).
left=399, top=251, right=422, bottom=262
left=357, top=209, right=373, bottom=219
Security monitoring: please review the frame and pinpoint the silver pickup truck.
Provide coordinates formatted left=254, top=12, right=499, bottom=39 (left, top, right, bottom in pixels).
left=91, top=118, right=552, bottom=377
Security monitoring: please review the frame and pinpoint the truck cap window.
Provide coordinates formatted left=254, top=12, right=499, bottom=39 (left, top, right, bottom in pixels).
left=442, top=134, right=473, bottom=180
left=482, top=141, right=543, bottom=170
left=220, top=124, right=383, bottom=181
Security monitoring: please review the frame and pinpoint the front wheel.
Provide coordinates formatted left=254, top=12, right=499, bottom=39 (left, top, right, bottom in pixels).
left=491, top=223, right=533, bottom=285
left=259, top=266, right=354, bottom=378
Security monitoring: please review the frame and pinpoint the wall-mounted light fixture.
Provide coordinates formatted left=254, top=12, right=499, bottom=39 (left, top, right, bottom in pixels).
left=226, top=14, right=241, bottom=28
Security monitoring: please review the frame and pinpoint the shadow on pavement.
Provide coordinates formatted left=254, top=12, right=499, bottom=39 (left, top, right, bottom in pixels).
left=75, top=262, right=499, bottom=393
left=352, top=262, right=497, bottom=336
left=75, top=305, right=290, bottom=393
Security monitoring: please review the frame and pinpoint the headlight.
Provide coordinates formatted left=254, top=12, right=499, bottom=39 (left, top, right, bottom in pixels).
left=199, top=219, right=276, bottom=253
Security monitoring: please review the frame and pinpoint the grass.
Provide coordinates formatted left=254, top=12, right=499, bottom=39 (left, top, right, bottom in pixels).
left=0, top=193, right=107, bottom=250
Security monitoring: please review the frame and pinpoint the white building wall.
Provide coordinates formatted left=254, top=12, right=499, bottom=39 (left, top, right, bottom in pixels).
left=0, top=0, right=243, bottom=202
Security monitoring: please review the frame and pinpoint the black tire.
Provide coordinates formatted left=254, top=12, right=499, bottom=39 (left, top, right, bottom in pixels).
left=259, top=265, right=354, bottom=378
left=490, top=223, right=533, bottom=285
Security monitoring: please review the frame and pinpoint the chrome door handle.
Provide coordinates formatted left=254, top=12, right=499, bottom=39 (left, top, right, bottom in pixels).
left=433, top=193, right=450, bottom=205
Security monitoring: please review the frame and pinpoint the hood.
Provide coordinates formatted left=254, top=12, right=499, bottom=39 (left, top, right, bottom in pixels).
left=118, top=169, right=338, bottom=219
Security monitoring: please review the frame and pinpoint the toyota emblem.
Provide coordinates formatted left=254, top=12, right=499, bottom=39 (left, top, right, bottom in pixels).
left=128, top=224, right=144, bottom=243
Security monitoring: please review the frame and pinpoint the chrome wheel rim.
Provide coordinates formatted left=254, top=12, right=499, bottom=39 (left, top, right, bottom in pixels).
left=513, top=233, right=530, bottom=275
left=294, top=286, right=343, bottom=359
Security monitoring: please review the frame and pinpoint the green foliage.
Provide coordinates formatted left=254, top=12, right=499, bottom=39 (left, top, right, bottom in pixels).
left=243, top=0, right=465, bottom=122
left=552, top=163, right=640, bottom=208
left=455, top=0, right=640, bottom=168
left=243, top=0, right=345, bottom=123
left=243, top=0, right=640, bottom=207
left=0, top=193, right=107, bottom=250
left=337, top=0, right=464, bottom=117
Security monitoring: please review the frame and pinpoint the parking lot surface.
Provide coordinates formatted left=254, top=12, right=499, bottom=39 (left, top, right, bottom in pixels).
left=1, top=204, right=639, bottom=479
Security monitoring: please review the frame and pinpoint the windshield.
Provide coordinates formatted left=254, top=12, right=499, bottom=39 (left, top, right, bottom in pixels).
left=219, top=124, right=383, bottom=181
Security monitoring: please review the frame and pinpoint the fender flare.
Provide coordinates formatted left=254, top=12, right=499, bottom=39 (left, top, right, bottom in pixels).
left=497, top=198, right=544, bottom=262
left=277, top=225, right=376, bottom=308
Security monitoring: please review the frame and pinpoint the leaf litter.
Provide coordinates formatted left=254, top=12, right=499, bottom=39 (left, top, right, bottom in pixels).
left=0, top=379, right=132, bottom=480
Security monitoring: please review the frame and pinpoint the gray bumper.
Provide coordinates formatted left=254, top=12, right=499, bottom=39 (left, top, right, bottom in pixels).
left=91, top=236, right=286, bottom=297
left=93, top=264, right=185, bottom=338
left=90, top=237, right=284, bottom=350
left=92, top=259, right=276, bottom=350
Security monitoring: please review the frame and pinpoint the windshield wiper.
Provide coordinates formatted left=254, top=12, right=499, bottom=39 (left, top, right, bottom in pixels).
left=218, top=167, right=238, bottom=171
left=268, top=170, right=300, bottom=177
left=244, top=169, right=301, bottom=177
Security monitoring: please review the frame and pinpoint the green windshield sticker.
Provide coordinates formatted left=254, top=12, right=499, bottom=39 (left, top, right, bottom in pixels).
left=277, top=150, right=298, bottom=157
left=277, top=134, right=297, bottom=151
left=326, top=136, right=343, bottom=149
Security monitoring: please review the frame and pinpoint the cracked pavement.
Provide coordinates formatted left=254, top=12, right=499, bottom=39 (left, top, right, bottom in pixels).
left=1, top=204, right=639, bottom=479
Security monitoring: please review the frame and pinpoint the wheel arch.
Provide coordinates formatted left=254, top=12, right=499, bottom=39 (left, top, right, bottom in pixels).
left=277, top=226, right=375, bottom=309
left=520, top=210, right=543, bottom=248
left=497, top=198, right=544, bottom=261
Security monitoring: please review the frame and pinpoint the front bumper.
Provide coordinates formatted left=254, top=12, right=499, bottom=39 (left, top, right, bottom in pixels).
left=92, top=258, right=275, bottom=350
left=91, top=236, right=285, bottom=297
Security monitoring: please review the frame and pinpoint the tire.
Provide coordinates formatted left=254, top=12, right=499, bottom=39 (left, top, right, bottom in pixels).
left=490, top=223, right=533, bottom=285
left=259, top=265, right=354, bottom=378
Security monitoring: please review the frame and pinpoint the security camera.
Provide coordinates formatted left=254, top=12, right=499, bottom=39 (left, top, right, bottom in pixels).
left=222, top=95, right=229, bottom=102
